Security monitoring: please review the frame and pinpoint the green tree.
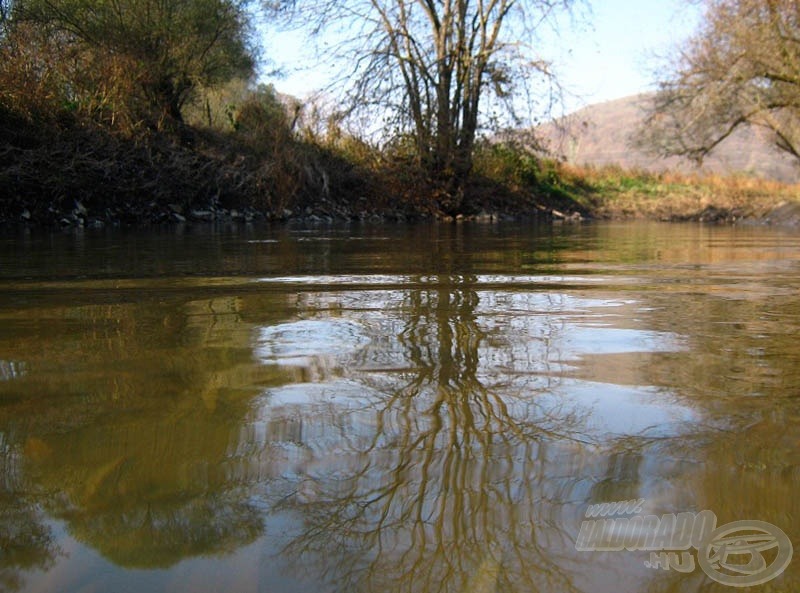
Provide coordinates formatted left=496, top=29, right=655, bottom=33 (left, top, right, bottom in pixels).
left=279, top=0, right=575, bottom=212
left=14, top=0, right=256, bottom=126
left=638, top=0, right=800, bottom=164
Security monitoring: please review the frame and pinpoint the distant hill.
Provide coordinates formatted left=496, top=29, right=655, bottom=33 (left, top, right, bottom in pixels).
left=535, top=94, right=800, bottom=184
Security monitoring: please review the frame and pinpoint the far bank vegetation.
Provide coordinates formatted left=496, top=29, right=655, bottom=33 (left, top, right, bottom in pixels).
left=0, top=0, right=798, bottom=226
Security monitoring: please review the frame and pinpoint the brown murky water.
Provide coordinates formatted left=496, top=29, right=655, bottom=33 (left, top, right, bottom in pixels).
left=0, top=222, right=798, bottom=592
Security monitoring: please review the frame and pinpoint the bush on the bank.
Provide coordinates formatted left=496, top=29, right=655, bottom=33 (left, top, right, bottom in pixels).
left=0, top=24, right=78, bottom=125
left=472, top=141, right=576, bottom=197
left=0, top=23, right=167, bottom=134
left=11, top=0, right=255, bottom=129
left=473, top=141, right=541, bottom=188
left=231, top=85, right=298, bottom=154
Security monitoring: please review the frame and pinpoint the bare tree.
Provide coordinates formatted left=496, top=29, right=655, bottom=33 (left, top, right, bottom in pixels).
left=279, top=0, right=576, bottom=211
left=637, top=0, right=800, bottom=165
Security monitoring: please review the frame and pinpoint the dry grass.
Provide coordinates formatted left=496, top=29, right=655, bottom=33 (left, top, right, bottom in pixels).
left=559, top=163, right=800, bottom=221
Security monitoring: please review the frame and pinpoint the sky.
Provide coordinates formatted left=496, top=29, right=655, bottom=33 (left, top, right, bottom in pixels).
left=549, top=0, right=702, bottom=111
left=260, top=0, right=703, bottom=116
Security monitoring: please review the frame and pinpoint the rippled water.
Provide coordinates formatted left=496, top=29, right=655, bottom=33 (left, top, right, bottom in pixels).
left=0, top=222, right=798, bottom=592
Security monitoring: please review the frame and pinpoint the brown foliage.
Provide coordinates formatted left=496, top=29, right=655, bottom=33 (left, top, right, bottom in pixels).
left=0, top=23, right=149, bottom=133
left=639, top=0, right=800, bottom=164
left=0, top=24, right=72, bottom=122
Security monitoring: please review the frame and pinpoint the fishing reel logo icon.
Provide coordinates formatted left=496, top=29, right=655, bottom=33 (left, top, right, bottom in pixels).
left=698, top=520, right=793, bottom=587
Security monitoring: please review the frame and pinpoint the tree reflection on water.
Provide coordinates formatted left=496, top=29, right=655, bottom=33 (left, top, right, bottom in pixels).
left=0, top=438, right=60, bottom=592
left=0, top=292, right=295, bottom=586
left=1, top=221, right=799, bottom=592
left=262, top=276, right=598, bottom=593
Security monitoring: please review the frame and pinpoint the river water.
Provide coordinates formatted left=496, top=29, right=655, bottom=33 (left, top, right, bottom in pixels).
left=0, top=222, right=798, bottom=592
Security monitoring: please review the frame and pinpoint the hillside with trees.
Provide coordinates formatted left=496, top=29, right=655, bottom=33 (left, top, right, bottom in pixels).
left=637, top=0, right=800, bottom=175
left=538, top=94, right=800, bottom=184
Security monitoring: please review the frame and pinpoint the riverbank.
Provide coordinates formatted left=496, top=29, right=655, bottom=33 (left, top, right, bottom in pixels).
left=0, top=105, right=583, bottom=227
left=2, top=106, right=799, bottom=228
left=557, top=164, right=800, bottom=228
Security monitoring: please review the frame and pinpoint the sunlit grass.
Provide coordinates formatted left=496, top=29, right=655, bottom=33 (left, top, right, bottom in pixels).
left=553, top=163, right=800, bottom=221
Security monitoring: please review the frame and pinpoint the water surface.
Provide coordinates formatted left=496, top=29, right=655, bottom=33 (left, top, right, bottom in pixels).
left=0, top=222, right=798, bottom=592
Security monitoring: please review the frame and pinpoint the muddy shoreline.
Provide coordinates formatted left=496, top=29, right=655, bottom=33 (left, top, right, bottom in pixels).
left=3, top=113, right=799, bottom=230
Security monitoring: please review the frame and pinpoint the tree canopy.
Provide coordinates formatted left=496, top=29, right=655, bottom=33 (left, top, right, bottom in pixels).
left=279, top=0, right=575, bottom=210
left=12, top=0, right=256, bottom=126
left=638, top=0, right=800, bottom=164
